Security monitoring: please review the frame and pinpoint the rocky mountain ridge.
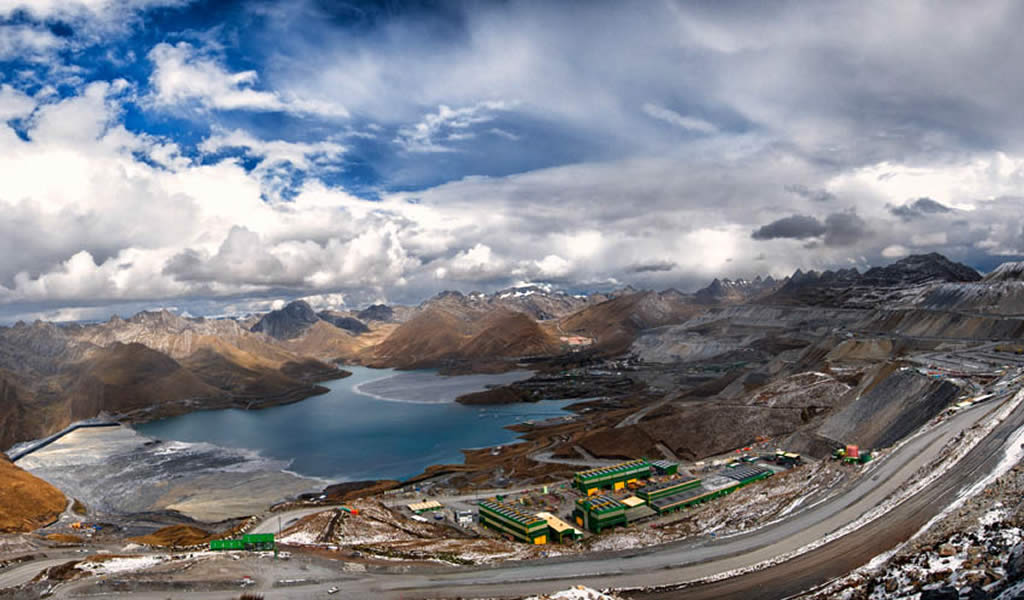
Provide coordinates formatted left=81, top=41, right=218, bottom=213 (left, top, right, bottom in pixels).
left=0, top=252, right=1012, bottom=455
left=765, top=253, right=981, bottom=308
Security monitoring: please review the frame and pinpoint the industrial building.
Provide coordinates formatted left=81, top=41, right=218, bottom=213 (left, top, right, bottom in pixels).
left=478, top=500, right=549, bottom=544
left=408, top=500, right=443, bottom=514
left=210, top=533, right=275, bottom=552
left=649, top=460, right=679, bottom=475
left=573, top=459, right=651, bottom=494
left=648, top=465, right=775, bottom=515
left=535, top=511, right=583, bottom=542
left=573, top=495, right=627, bottom=533
left=721, top=464, right=774, bottom=485
left=636, top=476, right=701, bottom=502
left=649, top=484, right=735, bottom=514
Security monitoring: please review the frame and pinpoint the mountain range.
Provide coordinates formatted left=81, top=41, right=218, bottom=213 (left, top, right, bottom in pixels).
left=2, top=253, right=1015, bottom=454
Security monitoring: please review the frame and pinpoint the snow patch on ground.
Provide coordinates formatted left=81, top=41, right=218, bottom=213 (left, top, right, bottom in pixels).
left=522, top=586, right=622, bottom=599
left=79, top=555, right=166, bottom=574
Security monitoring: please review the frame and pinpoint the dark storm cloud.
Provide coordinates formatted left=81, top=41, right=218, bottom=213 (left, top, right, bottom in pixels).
left=823, top=211, right=869, bottom=247
left=889, top=198, right=953, bottom=220
left=785, top=184, right=836, bottom=203
left=752, top=211, right=868, bottom=247
left=629, top=261, right=677, bottom=273
left=751, top=215, right=826, bottom=240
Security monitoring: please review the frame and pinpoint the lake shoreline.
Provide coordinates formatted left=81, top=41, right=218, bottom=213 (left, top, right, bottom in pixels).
left=18, top=367, right=574, bottom=524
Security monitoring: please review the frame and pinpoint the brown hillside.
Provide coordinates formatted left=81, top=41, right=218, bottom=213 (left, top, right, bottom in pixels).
left=0, top=453, right=65, bottom=533
left=128, top=524, right=214, bottom=547
left=65, top=343, right=225, bottom=419
left=369, top=308, right=472, bottom=368
left=459, top=310, right=560, bottom=358
left=559, top=291, right=701, bottom=353
left=280, top=320, right=396, bottom=362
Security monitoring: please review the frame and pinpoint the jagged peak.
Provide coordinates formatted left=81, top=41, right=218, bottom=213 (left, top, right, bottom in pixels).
left=983, top=260, right=1024, bottom=282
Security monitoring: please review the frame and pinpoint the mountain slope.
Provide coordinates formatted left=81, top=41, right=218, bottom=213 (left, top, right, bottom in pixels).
left=250, top=300, right=321, bottom=340
left=0, top=452, right=65, bottom=533
left=559, top=290, right=701, bottom=353
left=765, top=253, right=981, bottom=308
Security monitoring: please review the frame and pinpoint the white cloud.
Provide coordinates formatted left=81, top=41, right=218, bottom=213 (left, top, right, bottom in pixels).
left=395, top=101, right=510, bottom=152
left=0, top=0, right=186, bottom=18
left=0, top=25, right=63, bottom=61
left=642, top=103, right=718, bottom=134
left=0, top=84, right=36, bottom=121
left=148, top=42, right=349, bottom=117
left=199, top=128, right=346, bottom=170
left=533, top=254, right=571, bottom=278
left=882, top=245, right=910, bottom=258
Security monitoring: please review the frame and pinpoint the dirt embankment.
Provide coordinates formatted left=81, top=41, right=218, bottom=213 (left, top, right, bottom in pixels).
left=456, top=386, right=535, bottom=405
left=0, top=453, right=65, bottom=533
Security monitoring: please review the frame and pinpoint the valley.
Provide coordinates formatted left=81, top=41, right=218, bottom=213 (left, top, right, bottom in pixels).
left=4, top=256, right=1024, bottom=599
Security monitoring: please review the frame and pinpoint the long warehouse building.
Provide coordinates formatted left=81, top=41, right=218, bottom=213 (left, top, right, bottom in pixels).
left=573, top=459, right=651, bottom=494
left=478, top=500, right=549, bottom=544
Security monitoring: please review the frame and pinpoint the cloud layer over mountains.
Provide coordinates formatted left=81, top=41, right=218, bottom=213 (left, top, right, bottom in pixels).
left=1, top=0, right=1023, bottom=321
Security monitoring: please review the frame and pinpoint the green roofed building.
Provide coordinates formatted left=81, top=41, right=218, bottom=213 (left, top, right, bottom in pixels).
left=478, top=500, right=549, bottom=544
left=210, top=539, right=245, bottom=551
left=573, top=459, right=651, bottom=494
left=573, top=495, right=626, bottom=533
left=210, top=533, right=275, bottom=552
left=721, top=464, right=773, bottom=485
left=649, top=484, right=740, bottom=514
left=242, top=533, right=276, bottom=551
left=649, top=460, right=679, bottom=475
left=636, top=476, right=701, bottom=503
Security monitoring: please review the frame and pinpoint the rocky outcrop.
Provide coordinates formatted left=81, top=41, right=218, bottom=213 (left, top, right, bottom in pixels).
left=317, top=311, right=369, bottom=334
left=766, top=253, right=981, bottom=308
left=357, top=304, right=395, bottom=322
left=250, top=300, right=321, bottom=340
left=695, top=276, right=779, bottom=305
left=983, top=261, right=1024, bottom=283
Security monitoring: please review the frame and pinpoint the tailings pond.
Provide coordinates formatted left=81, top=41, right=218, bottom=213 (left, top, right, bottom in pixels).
left=18, top=367, right=575, bottom=522
left=135, top=366, right=574, bottom=482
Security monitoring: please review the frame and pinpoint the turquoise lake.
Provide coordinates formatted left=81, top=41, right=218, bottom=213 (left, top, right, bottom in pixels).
left=135, top=366, right=576, bottom=482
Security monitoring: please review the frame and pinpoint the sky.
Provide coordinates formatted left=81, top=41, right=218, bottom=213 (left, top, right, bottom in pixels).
left=1, top=0, right=1024, bottom=322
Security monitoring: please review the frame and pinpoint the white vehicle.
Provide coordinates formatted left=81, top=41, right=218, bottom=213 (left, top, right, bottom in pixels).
left=327, top=586, right=340, bottom=594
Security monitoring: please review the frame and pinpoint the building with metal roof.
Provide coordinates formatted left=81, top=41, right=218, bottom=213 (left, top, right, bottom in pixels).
left=535, top=511, right=583, bottom=542
left=573, top=459, right=651, bottom=494
left=408, top=500, right=443, bottom=514
left=478, top=500, right=549, bottom=544
left=573, top=495, right=627, bottom=533
left=721, top=464, right=774, bottom=485
left=636, top=476, right=701, bottom=502
left=649, top=460, right=679, bottom=475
